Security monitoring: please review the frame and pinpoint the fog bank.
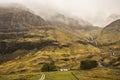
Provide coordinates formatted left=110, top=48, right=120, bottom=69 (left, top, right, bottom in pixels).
left=0, top=0, right=120, bottom=27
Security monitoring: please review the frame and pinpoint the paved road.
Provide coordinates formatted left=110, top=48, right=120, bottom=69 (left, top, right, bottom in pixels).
left=39, top=74, right=45, bottom=80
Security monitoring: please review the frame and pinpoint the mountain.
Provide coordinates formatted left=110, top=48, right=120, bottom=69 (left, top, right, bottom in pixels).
left=96, top=19, right=120, bottom=44
left=106, top=14, right=120, bottom=25
left=47, top=13, right=95, bottom=30
left=96, top=19, right=120, bottom=69
left=102, top=19, right=120, bottom=34
left=46, top=13, right=102, bottom=39
left=0, top=4, right=102, bottom=74
left=0, top=5, right=45, bottom=32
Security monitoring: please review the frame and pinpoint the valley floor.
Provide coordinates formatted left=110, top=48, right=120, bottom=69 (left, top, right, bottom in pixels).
left=0, top=68, right=120, bottom=80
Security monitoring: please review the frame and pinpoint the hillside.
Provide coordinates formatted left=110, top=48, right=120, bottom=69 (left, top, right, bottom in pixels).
left=0, top=4, right=119, bottom=77
left=0, top=2, right=119, bottom=80
left=95, top=19, right=120, bottom=69
left=0, top=6, right=45, bottom=32
left=96, top=19, right=120, bottom=44
left=0, top=5, right=103, bottom=74
left=102, top=19, right=120, bottom=34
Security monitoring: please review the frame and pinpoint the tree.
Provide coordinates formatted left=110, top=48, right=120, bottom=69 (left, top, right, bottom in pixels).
left=41, top=55, right=57, bottom=72
left=80, top=60, right=98, bottom=70
left=41, top=63, right=57, bottom=72
left=0, top=41, right=7, bottom=54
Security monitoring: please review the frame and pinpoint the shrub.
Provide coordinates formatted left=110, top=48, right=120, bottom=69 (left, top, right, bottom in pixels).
left=41, top=63, right=57, bottom=72
left=80, top=60, right=98, bottom=70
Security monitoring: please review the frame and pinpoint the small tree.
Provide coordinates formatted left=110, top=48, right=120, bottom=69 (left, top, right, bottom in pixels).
left=41, top=63, right=57, bottom=72
left=80, top=60, right=98, bottom=70
left=41, top=63, right=49, bottom=72
left=0, top=41, right=7, bottom=54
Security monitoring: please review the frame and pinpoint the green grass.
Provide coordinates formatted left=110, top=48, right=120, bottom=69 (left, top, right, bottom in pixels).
left=73, top=68, right=120, bottom=80
left=0, top=72, right=42, bottom=80
left=0, top=69, right=120, bottom=80
left=44, top=71, right=76, bottom=80
left=0, top=71, right=77, bottom=80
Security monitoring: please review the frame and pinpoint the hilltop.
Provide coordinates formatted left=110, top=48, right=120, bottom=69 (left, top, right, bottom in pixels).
left=0, top=4, right=45, bottom=32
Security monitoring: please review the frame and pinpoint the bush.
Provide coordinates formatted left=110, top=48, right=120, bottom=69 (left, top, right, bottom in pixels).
left=41, top=63, right=57, bottom=72
left=80, top=60, right=98, bottom=70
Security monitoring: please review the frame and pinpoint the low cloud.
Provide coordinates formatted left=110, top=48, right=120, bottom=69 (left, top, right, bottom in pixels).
left=0, top=0, right=120, bottom=27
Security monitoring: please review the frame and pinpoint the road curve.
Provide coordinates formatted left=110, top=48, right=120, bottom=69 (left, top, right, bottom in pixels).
left=39, top=74, right=45, bottom=80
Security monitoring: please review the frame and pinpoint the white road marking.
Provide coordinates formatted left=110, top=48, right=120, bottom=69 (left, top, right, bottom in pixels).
left=39, top=74, right=45, bottom=80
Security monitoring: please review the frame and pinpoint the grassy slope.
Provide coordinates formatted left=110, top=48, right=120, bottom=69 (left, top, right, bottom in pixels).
left=0, top=6, right=120, bottom=80
left=0, top=24, right=102, bottom=74
left=0, top=45, right=101, bottom=74
left=73, top=68, right=120, bottom=80
left=96, top=33, right=120, bottom=44
left=0, top=6, right=102, bottom=74
left=0, top=24, right=120, bottom=75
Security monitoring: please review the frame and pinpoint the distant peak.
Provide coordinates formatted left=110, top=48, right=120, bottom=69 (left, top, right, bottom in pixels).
left=102, top=19, right=120, bottom=34
left=0, top=3, right=30, bottom=11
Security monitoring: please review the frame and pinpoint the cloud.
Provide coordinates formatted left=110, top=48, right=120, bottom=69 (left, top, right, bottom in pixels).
left=0, top=0, right=120, bottom=27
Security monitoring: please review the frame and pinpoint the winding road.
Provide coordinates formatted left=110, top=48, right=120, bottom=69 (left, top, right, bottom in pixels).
left=39, top=74, right=45, bottom=80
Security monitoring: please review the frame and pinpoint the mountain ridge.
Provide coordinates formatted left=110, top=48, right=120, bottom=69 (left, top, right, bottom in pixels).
left=0, top=4, right=119, bottom=74
left=0, top=5, right=45, bottom=32
left=102, top=19, right=120, bottom=34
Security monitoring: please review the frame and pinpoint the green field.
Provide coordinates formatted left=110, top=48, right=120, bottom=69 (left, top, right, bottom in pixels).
left=0, top=72, right=42, bottom=80
left=0, top=71, right=76, bottom=80
left=44, top=71, right=76, bottom=80
left=0, top=69, right=119, bottom=80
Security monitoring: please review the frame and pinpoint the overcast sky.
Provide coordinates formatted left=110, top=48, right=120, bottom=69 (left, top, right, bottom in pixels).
left=0, top=0, right=120, bottom=27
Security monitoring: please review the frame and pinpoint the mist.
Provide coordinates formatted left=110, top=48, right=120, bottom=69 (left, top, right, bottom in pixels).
left=0, top=0, right=120, bottom=27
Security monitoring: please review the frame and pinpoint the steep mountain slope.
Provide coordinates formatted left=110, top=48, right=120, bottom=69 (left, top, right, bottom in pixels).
left=47, top=13, right=102, bottom=40
left=96, top=19, right=120, bottom=69
left=102, top=19, right=120, bottom=34
left=0, top=5, right=102, bottom=74
left=47, top=13, right=99, bottom=31
left=0, top=7, right=45, bottom=32
left=96, top=19, right=120, bottom=44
